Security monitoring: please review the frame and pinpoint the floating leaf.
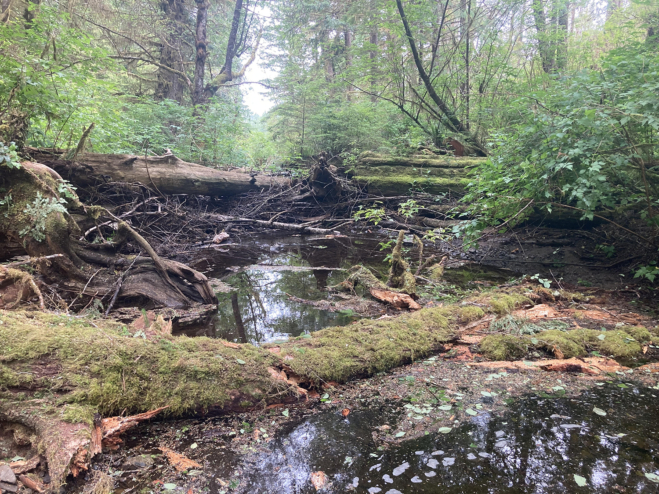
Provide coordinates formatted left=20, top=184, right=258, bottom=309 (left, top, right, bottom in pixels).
left=466, top=408, right=478, bottom=416
left=438, top=427, right=452, bottom=434
left=593, top=407, right=607, bottom=416
left=236, top=359, right=246, bottom=365
left=574, top=474, right=587, bottom=487
left=645, top=472, right=659, bottom=483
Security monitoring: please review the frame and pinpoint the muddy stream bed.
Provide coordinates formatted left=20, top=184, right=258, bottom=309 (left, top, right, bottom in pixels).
left=62, top=232, right=659, bottom=493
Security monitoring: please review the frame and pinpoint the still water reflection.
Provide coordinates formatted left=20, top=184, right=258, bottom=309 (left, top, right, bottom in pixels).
left=237, top=385, right=659, bottom=493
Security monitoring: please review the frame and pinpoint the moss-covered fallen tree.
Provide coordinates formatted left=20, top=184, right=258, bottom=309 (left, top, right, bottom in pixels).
left=6, top=286, right=654, bottom=486
left=348, top=152, right=480, bottom=195
left=0, top=289, right=533, bottom=484
left=480, top=325, right=654, bottom=361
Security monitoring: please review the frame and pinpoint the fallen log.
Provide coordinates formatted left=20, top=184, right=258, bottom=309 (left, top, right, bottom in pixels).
left=0, top=289, right=535, bottom=485
left=209, top=214, right=333, bottom=234
left=24, top=148, right=291, bottom=197
left=348, top=152, right=479, bottom=196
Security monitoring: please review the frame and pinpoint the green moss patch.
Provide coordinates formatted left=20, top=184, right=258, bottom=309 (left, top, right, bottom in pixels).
left=0, top=310, right=279, bottom=418
left=480, top=334, right=531, bottom=360
left=480, top=324, right=651, bottom=361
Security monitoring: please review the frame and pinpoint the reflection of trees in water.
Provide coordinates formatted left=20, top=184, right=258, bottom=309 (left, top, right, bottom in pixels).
left=213, top=239, right=389, bottom=344
left=215, top=263, right=352, bottom=344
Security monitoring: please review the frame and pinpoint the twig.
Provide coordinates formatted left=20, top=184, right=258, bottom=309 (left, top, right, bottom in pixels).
left=68, top=268, right=101, bottom=311
left=105, top=254, right=140, bottom=316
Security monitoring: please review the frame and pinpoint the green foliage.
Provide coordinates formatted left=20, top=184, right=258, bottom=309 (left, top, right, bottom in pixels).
left=0, top=142, right=20, bottom=169
left=18, top=192, right=68, bottom=242
left=398, top=199, right=420, bottom=219
left=634, top=263, right=658, bottom=282
left=353, top=204, right=387, bottom=225
left=458, top=41, right=659, bottom=246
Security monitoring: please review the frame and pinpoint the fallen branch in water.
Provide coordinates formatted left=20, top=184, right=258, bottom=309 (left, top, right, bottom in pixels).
left=210, top=214, right=333, bottom=234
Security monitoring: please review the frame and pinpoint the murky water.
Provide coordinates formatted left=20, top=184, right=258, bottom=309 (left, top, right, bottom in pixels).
left=235, top=385, right=659, bottom=493
left=191, top=234, right=516, bottom=344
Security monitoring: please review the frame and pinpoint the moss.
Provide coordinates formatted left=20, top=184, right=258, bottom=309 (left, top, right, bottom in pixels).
left=351, top=175, right=469, bottom=195
left=429, top=263, right=445, bottom=281
left=280, top=305, right=457, bottom=383
left=0, top=310, right=279, bottom=418
left=531, top=328, right=644, bottom=359
left=480, top=334, right=530, bottom=360
left=356, top=153, right=486, bottom=169
left=482, top=293, right=532, bottom=315
left=620, top=326, right=652, bottom=343
left=533, top=329, right=586, bottom=358
left=61, top=404, right=96, bottom=426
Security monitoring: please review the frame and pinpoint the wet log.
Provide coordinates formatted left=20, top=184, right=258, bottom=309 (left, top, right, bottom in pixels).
left=25, top=148, right=291, bottom=197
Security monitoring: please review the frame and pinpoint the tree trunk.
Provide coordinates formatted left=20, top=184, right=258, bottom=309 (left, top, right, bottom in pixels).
left=532, top=0, right=554, bottom=73
left=192, top=0, right=209, bottom=106
left=25, top=148, right=290, bottom=197
left=156, top=0, right=188, bottom=103
left=395, top=0, right=486, bottom=156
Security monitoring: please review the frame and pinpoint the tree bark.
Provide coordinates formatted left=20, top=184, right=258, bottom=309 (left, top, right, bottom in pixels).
left=156, top=0, right=188, bottom=103
left=192, top=0, right=209, bottom=106
left=26, top=149, right=290, bottom=197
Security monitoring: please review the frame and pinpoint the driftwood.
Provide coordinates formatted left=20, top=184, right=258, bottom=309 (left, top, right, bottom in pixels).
left=209, top=214, right=333, bottom=233
left=25, top=148, right=291, bottom=197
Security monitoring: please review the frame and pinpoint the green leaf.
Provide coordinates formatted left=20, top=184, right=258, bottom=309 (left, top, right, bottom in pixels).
left=574, top=474, right=587, bottom=487
left=395, top=431, right=406, bottom=438
left=438, top=427, right=452, bottom=434
left=438, top=405, right=452, bottom=411
left=466, top=408, right=478, bottom=416
left=236, top=359, right=246, bottom=364
left=593, top=407, right=607, bottom=416
left=163, top=484, right=177, bottom=490
left=282, top=409, right=289, bottom=417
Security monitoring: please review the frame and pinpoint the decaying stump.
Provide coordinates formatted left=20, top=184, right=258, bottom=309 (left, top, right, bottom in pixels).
left=387, top=230, right=416, bottom=294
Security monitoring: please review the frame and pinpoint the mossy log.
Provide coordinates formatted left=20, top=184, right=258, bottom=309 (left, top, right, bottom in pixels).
left=25, top=148, right=290, bottom=197
left=480, top=326, right=654, bottom=361
left=0, top=289, right=533, bottom=484
left=348, top=152, right=481, bottom=196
